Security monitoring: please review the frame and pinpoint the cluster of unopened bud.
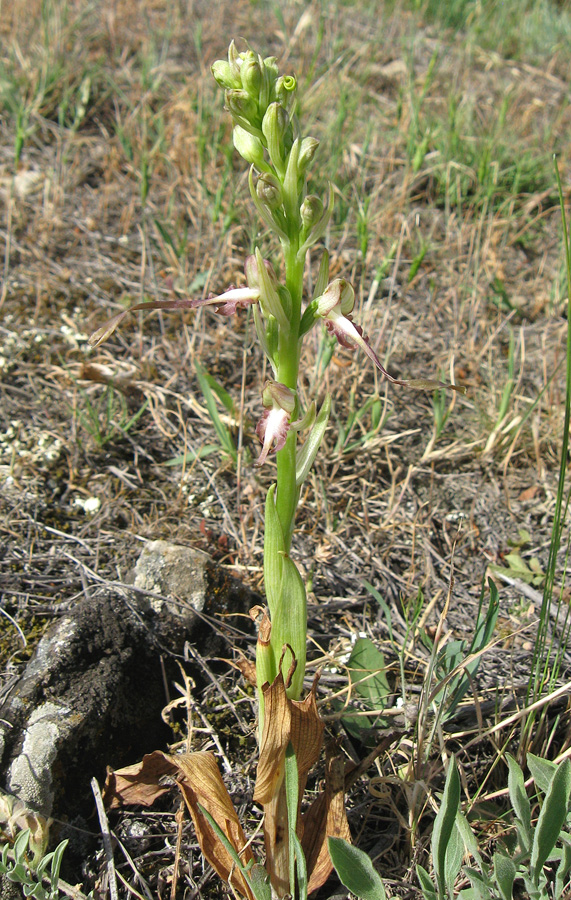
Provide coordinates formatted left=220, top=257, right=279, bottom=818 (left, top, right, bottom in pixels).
left=212, top=42, right=298, bottom=170
left=211, top=41, right=325, bottom=247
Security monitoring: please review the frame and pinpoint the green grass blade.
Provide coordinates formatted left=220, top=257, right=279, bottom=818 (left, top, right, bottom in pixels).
left=197, top=804, right=263, bottom=900
left=194, top=359, right=237, bottom=463
left=362, top=581, right=394, bottom=644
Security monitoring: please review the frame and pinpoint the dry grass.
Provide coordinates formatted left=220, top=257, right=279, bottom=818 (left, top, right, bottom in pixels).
left=2, top=0, right=571, bottom=896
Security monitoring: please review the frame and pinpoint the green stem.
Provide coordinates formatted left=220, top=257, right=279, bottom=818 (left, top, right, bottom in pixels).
left=276, top=239, right=304, bottom=550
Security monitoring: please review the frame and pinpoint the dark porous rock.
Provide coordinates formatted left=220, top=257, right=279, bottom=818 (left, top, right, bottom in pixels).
left=0, top=544, right=257, bottom=840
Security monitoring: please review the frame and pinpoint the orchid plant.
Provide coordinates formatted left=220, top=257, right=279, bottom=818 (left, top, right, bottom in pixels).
left=91, top=42, right=464, bottom=900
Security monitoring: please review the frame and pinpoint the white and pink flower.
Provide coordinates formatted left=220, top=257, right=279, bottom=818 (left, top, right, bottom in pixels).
left=255, top=381, right=296, bottom=467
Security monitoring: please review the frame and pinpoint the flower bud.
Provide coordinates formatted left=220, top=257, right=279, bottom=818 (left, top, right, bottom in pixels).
left=298, top=136, right=319, bottom=174
left=300, top=194, right=323, bottom=230
left=263, top=56, right=279, bottom=84
left=245, top=253, right=279, bottom=291
left=256, top=172, right=283, bottom=210
left=228, top=40, right=242, bottom=83
left=262, top=102, right=288, bottom=169
left=211, top=59, right=240, bottom=90
left=233, top=125, right=265, bottom=168
left=225, top=89, right=258, bottom=125
left=275, top=74, right=297, bottom=113
left=262, top=380, right=296, bottom=414
left=240, top=51, right=263, bottom=98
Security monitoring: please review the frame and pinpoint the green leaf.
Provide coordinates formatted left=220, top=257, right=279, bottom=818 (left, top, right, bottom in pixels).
left=48, top=838, right=69, bottom=892
left=444, top=822, right=464, bottom=894
left=295, top=394, right=331, bottom=487
left=271, top=554, right=307, bottom=700
left=506, top=754, right=532, bottom=852
left=347, top=638, right=391, bottom=706
left=328, top=837, right=387, bottom=900
left=455, top=812, right=483, bottom=872
left=416, top=864, right=437, bottom=899
left=249, top=865, right=272, bottom=900
left=197, top=804, right=266, bottom=900
left=555, top=836, right=571, bottom=897
left=13, top=830, right=30, bottom=864
left=527, top=752, right=557, bottom=795
left=492, top=851, right=516, bottom=900
left=285, top=742, right=301, bottom=898
left=432, top=759, right=461, bottom=898
left=202, top=368, right=237, bottom=417
left=292, top=832, right=308, bottom=900
left=338, top=636, right=391, bottom=741
left=531, top=758, right=571, bottom=883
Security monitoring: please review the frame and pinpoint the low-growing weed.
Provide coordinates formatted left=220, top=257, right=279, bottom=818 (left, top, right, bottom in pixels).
left=71, top=381, right=149, bottom=450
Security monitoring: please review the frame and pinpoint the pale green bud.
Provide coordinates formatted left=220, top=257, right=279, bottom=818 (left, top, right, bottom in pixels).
left=233, top=125, right=265, bottom=168
left=225, top=89, right=258, bottom=125
left=256, top=172, right=283, bottom=210
left=211, top=59, right=239, bottom=90
left=298, top=136, right=319, bottom=174
left=228, top=40, right=242, bottom=83
left=262, top=102, right=288, bottom=169
left=241, top=51, right=263, bottom=98
left=300, top=195, right=323, bottom=230
left=264, top=56, right=279, bottom=84
left=258, top=54, right=272, bottom=110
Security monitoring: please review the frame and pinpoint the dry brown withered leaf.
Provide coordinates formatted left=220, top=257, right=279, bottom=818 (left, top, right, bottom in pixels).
left=253, top=673, right=325, bottom=896
left=254, top=673, right=323, bottom=806
left=102, top=750, right=178, bottom=809
left=176, top=752, right=255, bottom=900
left=226, top=652, right=258, bottom=687
left=105, top=749, right=256, bottom=900
left=302, top=752, right=351, bottom=893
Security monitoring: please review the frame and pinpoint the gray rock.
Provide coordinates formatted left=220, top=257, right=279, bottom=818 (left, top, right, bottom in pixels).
left=134, top=540, right=210, bottom=619
left=0, top=544, right=258, bottom=834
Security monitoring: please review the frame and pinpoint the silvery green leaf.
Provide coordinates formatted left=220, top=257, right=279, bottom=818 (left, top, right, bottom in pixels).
left=527, top=753, right=558, bottom=796
left=531, top=759, right=571, bottom=883
left=328, top=837, right=387, bottom=900
left=444, top=822, right=464, bottom=894
left=507, top=754, right=531, bottom=852
left=415, top=864, right=437, bottom=899
left=432, top=759, right=461, bottom=897
left=493, top=851, right=516, bottom=900
left=555, top=836, right=571, bottom=897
